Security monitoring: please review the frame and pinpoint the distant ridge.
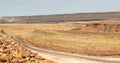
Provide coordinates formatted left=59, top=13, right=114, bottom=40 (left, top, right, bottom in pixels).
left=0, top=12, right=120, bottom=23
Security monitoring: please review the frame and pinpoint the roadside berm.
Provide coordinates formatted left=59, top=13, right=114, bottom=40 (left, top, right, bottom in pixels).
left=0, top=33, right=54, bottom=63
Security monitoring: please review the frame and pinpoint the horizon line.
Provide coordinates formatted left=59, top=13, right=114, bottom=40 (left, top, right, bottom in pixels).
left=1, top=11, right=120, bottom=17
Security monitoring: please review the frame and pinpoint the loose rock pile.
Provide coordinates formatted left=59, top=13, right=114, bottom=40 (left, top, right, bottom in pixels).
left=0, top=33, right=54, bottom=63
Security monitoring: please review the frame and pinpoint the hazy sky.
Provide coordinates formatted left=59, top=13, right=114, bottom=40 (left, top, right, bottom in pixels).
left=0, top=0, right=120, bottom=16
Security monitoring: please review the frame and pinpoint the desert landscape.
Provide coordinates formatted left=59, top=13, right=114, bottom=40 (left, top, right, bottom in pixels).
left=0, top=12, right=120, bottom=63
left=1, top=0, right=120, bottom=62
left=0, top=20, right=120, bottom=57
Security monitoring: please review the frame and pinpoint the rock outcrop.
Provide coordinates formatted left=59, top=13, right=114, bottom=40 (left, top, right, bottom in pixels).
left=0, top=33, right=54, bottom=63
left=83, top=20, right=120, bottom=33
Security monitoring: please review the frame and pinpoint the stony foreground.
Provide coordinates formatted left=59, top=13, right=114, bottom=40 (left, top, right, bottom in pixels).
left=0, top=33, right=54, bottom=63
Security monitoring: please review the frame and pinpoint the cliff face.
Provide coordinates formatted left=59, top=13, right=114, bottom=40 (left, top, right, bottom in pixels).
left=0, top=12, right=120, bottom=23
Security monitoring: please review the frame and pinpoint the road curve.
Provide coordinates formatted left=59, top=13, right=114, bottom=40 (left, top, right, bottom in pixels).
left=6, top=34, right=120, bottom=63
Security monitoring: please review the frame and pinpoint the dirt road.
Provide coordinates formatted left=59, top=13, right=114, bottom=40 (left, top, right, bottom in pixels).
left=7, top=34, right=120, bottom=63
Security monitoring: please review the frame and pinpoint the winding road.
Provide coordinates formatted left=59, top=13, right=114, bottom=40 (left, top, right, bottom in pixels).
left=6, top=34, right=120, bottom=63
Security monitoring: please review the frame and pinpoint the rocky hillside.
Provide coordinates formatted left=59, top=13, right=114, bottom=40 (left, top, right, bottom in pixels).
left=0, top=12, right=120, bottom=23
left=0, top=33, right=54, bottom=63
left=82, top=20, right=120, bottom=33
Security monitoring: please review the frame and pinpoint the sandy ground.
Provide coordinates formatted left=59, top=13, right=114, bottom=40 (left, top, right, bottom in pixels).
left=8, top=34, right=120, bottom=63
left=31, top=49, right=120, bottom=63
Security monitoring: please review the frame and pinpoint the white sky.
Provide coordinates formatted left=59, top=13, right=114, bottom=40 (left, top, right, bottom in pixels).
left=0, top=0, right=120, bottom=16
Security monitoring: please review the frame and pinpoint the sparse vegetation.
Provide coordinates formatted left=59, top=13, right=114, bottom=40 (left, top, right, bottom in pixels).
left=0, top=20, right=120, bottom=57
